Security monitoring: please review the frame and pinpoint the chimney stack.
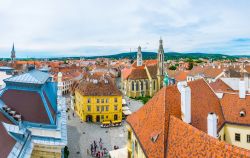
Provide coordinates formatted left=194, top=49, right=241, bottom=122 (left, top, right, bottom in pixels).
left=207, top=112, right=217, bottom=138
left=239, top=80, right=246, bottom=99
left=181, top=85, right=191, bottom=124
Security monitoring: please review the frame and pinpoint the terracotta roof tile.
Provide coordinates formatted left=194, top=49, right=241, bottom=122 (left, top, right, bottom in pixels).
left=0, top=112, right=16, bottom=158
left=127, top=79, right=250, bottom=157
left=209, top=79, right=235, bottom=93
left=76, top=77, right=122, bottom=96
left=221, top=94, right=250, bottom=125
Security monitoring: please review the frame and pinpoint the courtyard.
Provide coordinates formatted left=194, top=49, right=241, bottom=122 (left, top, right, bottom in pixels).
left=66, top=96, right=143, bottom=158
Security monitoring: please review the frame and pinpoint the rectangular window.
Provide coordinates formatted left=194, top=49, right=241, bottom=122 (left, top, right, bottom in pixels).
left=97, top=99, right=100, bottom=103
left=128, top=131, right=132, bottom=140
left=87, top=106, right=91, bottom=112
left=87, top=98, right=91, bottom=103
left=247, top=135, right=250, bottom=143
left=114, top=105, right=118, bottom=111
left=106, top=98, right=109, bottom=103
left=106, top=106, right=109, bottom=111
left=114, top=98, right=118, bottom=103
left=101, top=99, right=104, bottom=103
left=101, top=115, right=104, bottom=120
left=135, top=140, right=138, bottom=153
left=235, top=133, right=240, bottom=142
left=97, top=106, right=100, bottom=112
left=101, top=106, right=104, bottom=111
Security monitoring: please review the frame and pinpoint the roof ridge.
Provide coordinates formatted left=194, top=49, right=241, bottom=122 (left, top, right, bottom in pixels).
left=163, top=86, right=170, bottom=158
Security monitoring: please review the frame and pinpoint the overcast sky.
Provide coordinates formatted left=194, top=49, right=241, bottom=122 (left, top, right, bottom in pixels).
left=0, top=0, right=250, bottom=58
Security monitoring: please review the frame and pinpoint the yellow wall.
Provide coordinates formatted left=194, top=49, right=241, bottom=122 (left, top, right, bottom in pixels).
left=127, top=125, right=146, bottom=158
left=221, top=124, right=250, bottom=150
left=75, top=90, right=122, bottom=123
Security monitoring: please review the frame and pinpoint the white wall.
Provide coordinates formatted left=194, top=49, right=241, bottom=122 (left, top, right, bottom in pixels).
left=221, top=78, right=240, bottom=90
left=0, top=71, right=12, bottom=89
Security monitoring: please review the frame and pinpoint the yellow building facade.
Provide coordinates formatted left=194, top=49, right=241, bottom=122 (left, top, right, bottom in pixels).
left=75, top=91, right=122, bottom=123
left=127, top=125, right=146, bottom=158
left=218, top=123, right=250, bottom=150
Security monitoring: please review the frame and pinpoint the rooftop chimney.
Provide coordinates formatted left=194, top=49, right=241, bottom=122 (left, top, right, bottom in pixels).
left=239, top=80, right=246, bottom=99
left=207, top=112, right=217, bottom=138
left=181, top=86, right=191, bottom=124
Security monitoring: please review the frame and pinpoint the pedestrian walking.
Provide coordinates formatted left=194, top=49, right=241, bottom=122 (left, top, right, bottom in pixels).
left=87, top=148, right=90, bottom=155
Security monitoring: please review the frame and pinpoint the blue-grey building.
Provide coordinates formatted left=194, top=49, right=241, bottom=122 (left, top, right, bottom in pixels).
left=0, top=70, right=67, bottom=158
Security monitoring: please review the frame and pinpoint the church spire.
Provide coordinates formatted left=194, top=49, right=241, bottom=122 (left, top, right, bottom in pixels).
left=137, top=45, right=143, bottom=66
left=11, top=43, right=16, bottom=63
left=157, top=38, right=165, bottom=76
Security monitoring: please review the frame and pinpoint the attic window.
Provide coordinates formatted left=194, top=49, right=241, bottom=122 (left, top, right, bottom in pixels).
left=151, top=134, right=159, bottom=143
left=240, top=110, right=246, bottom=117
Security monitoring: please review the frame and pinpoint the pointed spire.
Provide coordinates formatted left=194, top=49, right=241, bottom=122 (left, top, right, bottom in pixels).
left=11, top=42, right=16, bottom=62
left=12, top=43, right=15, bottom=51
left=158, top=37, right=164, bottom=54
left=137, top=45, right=143, bottom=66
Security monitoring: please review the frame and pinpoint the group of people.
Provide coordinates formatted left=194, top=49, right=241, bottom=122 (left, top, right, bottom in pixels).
left=88, top=138, right=108, bottom=157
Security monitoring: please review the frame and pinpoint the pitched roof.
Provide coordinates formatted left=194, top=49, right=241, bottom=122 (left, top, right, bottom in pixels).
left=220, top=94, right=250, bottom=125
left=188, top=80, right=225, bottom=132
left=167, top=116, right=250, bottom=157
left=209, top=79, right=235, bottom=93
left=0, top=89, right=51, bottom=124
left=244, top=66, right=250, bottom=73
left=123, top=60, right=158, bottom=80
left=146, top=65, right=157, bottom=79
left=0, top=112, right=16, bottom=158
left=127, top=68, right=148, bottom=80
left=127, top=79, right=250, bottom=157
left=4, top=70, right=50, bottom=84
left=76, top=78, right=122, bottom=96
left=203, top=67, right=224, bottom=78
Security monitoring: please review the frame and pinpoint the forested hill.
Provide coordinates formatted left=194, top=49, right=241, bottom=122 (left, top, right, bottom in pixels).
left=83, top=52, right=238, bottom=60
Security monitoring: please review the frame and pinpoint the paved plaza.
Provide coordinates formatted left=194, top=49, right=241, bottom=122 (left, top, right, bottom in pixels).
left=66, top=96, right=144, bottom=158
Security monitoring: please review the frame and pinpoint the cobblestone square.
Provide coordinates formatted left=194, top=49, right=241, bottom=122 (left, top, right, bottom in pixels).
left=66, top=96, right=143, bottom=158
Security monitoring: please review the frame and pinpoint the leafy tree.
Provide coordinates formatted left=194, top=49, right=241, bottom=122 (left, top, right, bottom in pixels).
left=169, top=65, right=177, bottom=70
left=187, top=62, right=193, bottom=70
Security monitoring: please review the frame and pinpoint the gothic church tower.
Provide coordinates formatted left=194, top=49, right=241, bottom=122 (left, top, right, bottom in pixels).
left=157, top=38, right=165, bottom=88
left=137, top=46, right=143, bottom=66
left=11, top=43, right=16, bottom=63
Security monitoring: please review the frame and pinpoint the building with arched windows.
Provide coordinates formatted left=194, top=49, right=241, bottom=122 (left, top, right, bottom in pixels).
left=121, top=39, right=165, bottom=98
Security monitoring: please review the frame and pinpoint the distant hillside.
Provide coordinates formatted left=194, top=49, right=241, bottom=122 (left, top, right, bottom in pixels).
left=83, top=52, right=238, bottom=60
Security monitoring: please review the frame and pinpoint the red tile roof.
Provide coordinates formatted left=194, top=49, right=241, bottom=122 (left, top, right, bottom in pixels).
left=209, top=79, right=235, bottom=93
left=76, top=77, right=122, bottom=96
left=167, top=116, right=250, bottom=158
left=0, top=113, right=16, bottom=158
left=0, top=89, right=51, bottom=124
left=127, top=79, right=250, bottom=158
left=221, top=94, right=250, bottom=125
left=188, top=80, right=225, bottom=132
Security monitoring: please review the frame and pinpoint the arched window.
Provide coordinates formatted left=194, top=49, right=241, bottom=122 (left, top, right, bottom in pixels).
left=136, top=82, right=139, bottom=91
left=145, top=80, right=148, bottom=90
left=141, top=81, right=144, bottom=91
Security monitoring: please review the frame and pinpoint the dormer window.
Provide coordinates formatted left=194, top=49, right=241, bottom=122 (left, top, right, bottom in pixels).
left=151, top=134, right=159, bottom=143
left=240, top=110, right=246, bottom=117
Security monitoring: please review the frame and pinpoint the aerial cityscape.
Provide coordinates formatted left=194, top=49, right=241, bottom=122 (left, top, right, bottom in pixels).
left=1, top=0, right=250, bottom=158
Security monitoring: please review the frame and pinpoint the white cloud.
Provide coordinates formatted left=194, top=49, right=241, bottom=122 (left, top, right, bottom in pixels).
left=0, top=0, right=250, bottom=57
